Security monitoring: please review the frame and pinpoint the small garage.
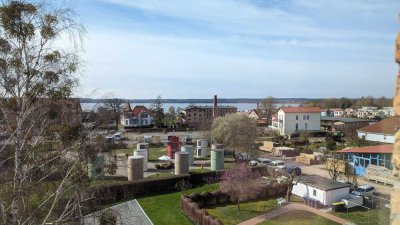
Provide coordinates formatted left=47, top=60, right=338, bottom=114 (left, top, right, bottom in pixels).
left=291, top=175, right=350, bottom=206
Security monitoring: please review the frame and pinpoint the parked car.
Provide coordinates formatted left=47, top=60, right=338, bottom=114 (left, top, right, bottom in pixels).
left=113, top=132, right=122, bottom=141
left=257, top=158, right=272, bottom=166
left=270, top=160, right=286, bottom=171
left=249, top=160, right=258, bottom=166
left=352, top=184, right=375, bottom=197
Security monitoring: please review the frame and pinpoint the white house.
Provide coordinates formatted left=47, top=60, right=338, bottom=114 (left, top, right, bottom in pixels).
left=272, top=107, right=321, bottom=136
left=291, top=175, right=351, bottom=206
left=357, top=116, right=400, bottom=143
left=332, top=108, right=344, bottom=117
left=121, top=103, right=154, bottom=128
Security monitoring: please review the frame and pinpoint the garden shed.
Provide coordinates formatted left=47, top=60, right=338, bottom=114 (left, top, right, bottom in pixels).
left=291, top=175, right=350, bottom=206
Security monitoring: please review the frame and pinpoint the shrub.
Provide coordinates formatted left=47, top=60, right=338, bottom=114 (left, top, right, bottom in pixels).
left=99, top=209, right=117, bottom=225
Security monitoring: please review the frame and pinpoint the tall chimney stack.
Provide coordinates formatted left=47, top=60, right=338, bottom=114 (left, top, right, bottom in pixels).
left=213, top=95, right=218, bottom=118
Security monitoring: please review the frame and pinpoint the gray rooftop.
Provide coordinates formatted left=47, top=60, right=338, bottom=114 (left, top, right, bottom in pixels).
left=83, top=199, right=153, bottom=225
left=300, top=175, right=351, bottom=191
left=321, top=116, right=371, bottom=123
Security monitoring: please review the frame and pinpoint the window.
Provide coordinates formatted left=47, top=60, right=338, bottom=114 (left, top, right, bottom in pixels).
left=313, top=189, right=317, bottom=196
left=305, top=123, right=308, bottom=130
left=307, top=115, right=310, bottom=120
left=296, top=115, right=298, bottom=120
left=295, top=123, right=298, bottom=131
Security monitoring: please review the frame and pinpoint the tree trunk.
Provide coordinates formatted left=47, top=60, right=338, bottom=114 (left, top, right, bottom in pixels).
left=11, top=108, right=24, bottom=225
left=237, top=199, right=241, bottom=211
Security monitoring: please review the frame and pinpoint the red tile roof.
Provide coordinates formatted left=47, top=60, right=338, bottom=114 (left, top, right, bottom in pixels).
left=337, top=144, right=393, bottom=154
left=280, top=107, right=321, bottom=113
left=132, top=105, right=153, bottom=116
left=357, top=116, right=400, bottom=135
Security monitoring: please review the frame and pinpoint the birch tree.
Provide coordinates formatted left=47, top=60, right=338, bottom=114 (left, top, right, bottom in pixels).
left=0, top=1, right=91, bottom=224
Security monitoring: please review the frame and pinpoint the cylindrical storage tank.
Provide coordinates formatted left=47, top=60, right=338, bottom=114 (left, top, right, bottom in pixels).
left=211, top=145, right=224, bottom=171
left=88, top=154, right=105, bottom=179
left=127, top=156, right=143, bottom=181
left=167, top=136, right=180, bottom=159
left=197, top=139, right=209, bottom=158
left=137, top=143, right=150, bottom=164
left=137, top=143, right=149, bottom=150
left=211, top=144, right=224, bottom=150
left=181, top=145, right=194, bottom=166
left=134, top=149, right=148, bottom=171
left=175, top=152, right=189, bottom=175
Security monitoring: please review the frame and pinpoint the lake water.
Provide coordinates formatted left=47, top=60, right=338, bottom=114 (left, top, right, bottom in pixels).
left=81, top=102, right=299, bottom=112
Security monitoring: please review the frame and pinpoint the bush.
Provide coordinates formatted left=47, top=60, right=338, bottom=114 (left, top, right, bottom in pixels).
left=99, top=209, right=117, bottom=225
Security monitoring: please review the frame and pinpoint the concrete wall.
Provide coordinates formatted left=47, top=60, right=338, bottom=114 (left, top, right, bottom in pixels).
left=357, top=132, right=395, bottom=144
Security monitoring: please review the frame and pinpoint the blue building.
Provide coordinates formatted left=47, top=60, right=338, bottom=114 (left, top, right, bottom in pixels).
left=337, top=144, right=392, bottom=176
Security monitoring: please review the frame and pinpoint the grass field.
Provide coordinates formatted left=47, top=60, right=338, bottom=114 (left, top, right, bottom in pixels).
left=112, top=146, right=167, bottom=161
left=259, top=210, right=339, bottom=225
left=331, top=207, right=390, bottom=225
left=138, top=184, right=219, bottom=225
left=206, top=198, right=279, bottom=225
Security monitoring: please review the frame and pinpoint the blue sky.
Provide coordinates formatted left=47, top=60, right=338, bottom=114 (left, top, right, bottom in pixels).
left=73, top=0, right=400, bottom=99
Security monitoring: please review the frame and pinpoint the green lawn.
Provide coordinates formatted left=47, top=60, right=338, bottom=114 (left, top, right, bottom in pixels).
left=112, top=147, right=167, bottom=161
left=258, top=210, right=339, bottom=225
left=331, top=207, right=390, bottom=225
left=138, top=184, right=219, bottom=225
left=206, top=198, right=279, bottom=225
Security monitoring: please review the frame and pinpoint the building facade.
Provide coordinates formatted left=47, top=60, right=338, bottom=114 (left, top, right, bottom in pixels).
left=183, top=105, right=237, bottom=129
left=121, top=103, right=154, bottom=128
left=320, top=116, right=372, bottom=137
left=356, top=116, right=400, bottom=143
left=337, top=144, right=393, bottom=176
left=272, top=107, right=321, bottom=135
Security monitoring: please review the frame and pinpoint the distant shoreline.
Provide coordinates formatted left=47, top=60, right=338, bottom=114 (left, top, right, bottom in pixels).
left=79, top=98, right=318, bottom=104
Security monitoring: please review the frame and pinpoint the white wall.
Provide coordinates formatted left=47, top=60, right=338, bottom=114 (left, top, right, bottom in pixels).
left=291, top=182, right=326, bottom=204
left=292, top=182, right=350, bottom=205
left=325, top=187, right=351, bottom=205
left=357, top=132, right=395, bottom=144
left=281, top=110, right=321, bottom=135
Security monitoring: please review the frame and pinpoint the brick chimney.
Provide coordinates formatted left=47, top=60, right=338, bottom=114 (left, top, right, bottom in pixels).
left=213, top=95, right=218, bottom=118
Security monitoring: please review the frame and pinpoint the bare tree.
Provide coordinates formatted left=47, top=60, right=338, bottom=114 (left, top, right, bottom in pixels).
left=220, top=164, right=262, bottom=211
left=281, top=167, right=302, bottom=201
left=0, top=1, right=97, bottom=224
left=326, top=154, right=345, bottom=181
left=104, top=98, right=124, bottom=131
left=258, top=96, right=276, bottom=120
left=211, top=113, right=257, bottom=154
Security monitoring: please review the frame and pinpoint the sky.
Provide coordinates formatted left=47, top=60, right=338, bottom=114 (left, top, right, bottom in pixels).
left=71, top=0, right=400, bottom=99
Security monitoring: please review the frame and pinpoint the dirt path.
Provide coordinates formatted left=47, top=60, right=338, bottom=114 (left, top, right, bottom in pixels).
left=237, top=203, right=352, bottom=225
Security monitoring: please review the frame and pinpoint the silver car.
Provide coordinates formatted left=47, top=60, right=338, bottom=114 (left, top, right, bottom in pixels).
left=352, top=185, right=375, bottom=197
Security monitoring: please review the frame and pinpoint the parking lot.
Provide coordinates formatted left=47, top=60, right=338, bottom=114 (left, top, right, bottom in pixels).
left=254, top=152, right=393, bottom=197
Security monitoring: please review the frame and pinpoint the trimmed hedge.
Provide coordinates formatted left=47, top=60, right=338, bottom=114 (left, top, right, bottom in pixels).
left=63, top=166, right=275, bottom=216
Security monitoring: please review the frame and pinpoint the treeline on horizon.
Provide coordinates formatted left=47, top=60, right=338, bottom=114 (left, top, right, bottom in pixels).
left=300, top=96, right=393, bottom=109
left=79, top=98, right=312, bottom=104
